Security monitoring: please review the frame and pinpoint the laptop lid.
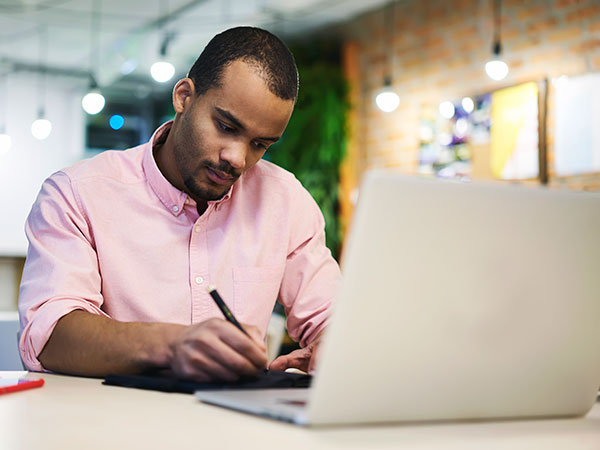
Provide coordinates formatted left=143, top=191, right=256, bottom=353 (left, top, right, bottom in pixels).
left=305, top=172, right=600, bottom=425
left=198, top=172, right=600, bottom=426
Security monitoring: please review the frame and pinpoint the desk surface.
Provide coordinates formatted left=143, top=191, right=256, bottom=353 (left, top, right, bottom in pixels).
left=1, top=372, right=599, bottom=450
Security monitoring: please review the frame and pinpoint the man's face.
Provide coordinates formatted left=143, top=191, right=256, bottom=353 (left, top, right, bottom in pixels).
left=171, top=60, right=295, bottom=203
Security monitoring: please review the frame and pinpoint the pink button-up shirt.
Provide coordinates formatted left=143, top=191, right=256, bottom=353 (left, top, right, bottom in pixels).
left=18, top=122, right=341, bottom=372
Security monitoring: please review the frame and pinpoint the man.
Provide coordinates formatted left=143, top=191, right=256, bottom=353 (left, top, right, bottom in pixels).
left=18, top=27, right=341, bottom=382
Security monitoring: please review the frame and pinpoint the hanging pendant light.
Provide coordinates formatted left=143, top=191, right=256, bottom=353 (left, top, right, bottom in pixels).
left=82, top=0, right=105, bottom=115
left=151, top=2, right=176, bottom=83
left=82, top=76, right=106, bottom=115
left=375, top=1, right=399, bottom=112
left=485, top=41, right=509, bottom=81
left=376, top=77, right=400, bottom=112
left=31, top=26, right=52, bottom=140
left=485, top=0, right=509, bottom=81
left=31, top=109, right=52, bottom=140
left=151, top=34, right=175, bottom=83
left=151, top=60, right=175, bottom=83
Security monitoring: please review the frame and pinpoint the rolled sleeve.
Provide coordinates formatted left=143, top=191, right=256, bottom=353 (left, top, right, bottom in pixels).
left=278, top=185, right=341, bottom=347
left=18, top=172, right=108, bottom=371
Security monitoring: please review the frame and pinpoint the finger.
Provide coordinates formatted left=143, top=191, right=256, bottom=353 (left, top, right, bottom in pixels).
left=217, top=323, right=268, bottom=369
left=179, top=366, right=213, bottom=383
left=189, top=345, right=247, bottom=381
left=269, top=354, right=290, bottom=371
left=173, top=336, right=241, bottom=381
left=270, top=348, right=311, bottom=372
left=205, top=334, right=266, bottom=376
left=243, top=323, right=266, bottom=350
left=175, top=320, right=266, bottom=379
left=171, top=353, right=216, bottom=382
left=195, top=319, right=267, bottom=369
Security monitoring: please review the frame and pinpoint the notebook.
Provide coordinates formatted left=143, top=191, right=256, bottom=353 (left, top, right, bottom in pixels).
left=103, top=369, right=310, bottom=394
left=196, top=171, right=600, bottom=426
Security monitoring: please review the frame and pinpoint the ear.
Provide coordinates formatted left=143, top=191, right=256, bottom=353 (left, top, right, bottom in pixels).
left=172, top=78, right=196, bottom=114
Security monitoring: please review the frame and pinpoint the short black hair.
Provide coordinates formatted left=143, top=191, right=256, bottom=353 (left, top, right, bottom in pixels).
left=188, top=27, right=299, bottom=101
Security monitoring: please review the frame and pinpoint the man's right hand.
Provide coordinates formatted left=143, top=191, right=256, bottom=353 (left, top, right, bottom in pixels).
left=37, top=311, right=267, bottom=382
left=169, top=318, right=268, bottom=382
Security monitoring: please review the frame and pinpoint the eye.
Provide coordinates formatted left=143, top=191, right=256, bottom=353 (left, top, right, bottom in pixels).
left=253, top=141, right=268, bottom=151
left=217, top=120, right=235, bottom=133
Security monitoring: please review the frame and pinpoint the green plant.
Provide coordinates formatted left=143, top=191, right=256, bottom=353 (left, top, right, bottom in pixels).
left=266, top=44, right=349, bottom=260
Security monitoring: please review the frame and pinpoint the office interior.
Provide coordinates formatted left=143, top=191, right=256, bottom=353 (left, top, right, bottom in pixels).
left=1, top=0, right=600, bottom=365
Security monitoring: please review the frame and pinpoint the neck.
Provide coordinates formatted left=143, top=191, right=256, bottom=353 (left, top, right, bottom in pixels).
left=153, top=126, right=209, bottom=214
left=152, top=130, right=208, bottom=215
left=152, top=126, right=180, bottom=190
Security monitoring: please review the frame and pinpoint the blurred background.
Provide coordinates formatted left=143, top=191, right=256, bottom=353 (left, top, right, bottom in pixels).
left=1, top=0, right=599, bottom=319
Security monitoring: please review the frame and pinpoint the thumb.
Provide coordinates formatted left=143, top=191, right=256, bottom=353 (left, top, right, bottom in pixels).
left=269, top=347, right=312, bottom=373
left=269, top=354, right=292, bottom=371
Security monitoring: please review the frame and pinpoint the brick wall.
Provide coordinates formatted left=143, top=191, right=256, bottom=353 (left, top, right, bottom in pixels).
left=339, top=0, right=600, bottom=226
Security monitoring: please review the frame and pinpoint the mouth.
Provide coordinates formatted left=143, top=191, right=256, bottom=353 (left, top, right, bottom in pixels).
left=206, top=166, right=235, bottom=186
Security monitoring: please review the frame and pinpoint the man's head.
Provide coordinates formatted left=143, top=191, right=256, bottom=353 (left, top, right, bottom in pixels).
left=161, top=27, right=298, bottom=210
left=188, top=26, right=299, bottom=102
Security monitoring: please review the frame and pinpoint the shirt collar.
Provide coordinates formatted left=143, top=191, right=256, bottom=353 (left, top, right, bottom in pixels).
left=142, top=121, right=233, bottom=217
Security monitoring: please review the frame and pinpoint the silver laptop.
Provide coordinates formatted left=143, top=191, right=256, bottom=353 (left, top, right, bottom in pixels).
left=196, top=171, right=600, bottom=426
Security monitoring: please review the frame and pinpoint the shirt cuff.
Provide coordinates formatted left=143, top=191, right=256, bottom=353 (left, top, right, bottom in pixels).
left=19, top=298, right=109, bottom=372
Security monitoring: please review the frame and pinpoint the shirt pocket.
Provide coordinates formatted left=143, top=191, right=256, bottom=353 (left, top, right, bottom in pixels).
left=232, top=265, right=284, bottom=335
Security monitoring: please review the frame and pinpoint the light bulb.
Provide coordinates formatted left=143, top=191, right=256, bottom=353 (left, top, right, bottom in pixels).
left=31, top=118, right=52, bottom=140
left=151, top=61, right=175, bottom=83
left=82, top=91, right=106, bottom=115
left=375, top=89, right=400, bottom=113
left=0, top=133, right=12, bottom=155
left=455, top=118, right=469, bottom=138
left=439, top=101, right=455, bottom=119
left=485, top=59, right=509, bottom=81
left=461, top=97, right=474, bottom=113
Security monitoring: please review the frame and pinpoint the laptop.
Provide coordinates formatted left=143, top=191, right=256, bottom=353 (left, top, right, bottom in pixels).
left=196, top=171, right=600, bottom=426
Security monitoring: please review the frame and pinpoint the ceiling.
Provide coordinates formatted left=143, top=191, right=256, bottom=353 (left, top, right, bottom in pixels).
left=0, top=0, right=389, bottom=96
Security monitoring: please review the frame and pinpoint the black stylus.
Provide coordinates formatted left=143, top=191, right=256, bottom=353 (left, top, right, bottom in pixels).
left=207, top=285, right=249, bottom=336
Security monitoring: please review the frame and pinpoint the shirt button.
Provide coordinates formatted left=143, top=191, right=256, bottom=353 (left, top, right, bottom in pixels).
left=195, top=276, right=204, bottom=285
left=194, top=226, right=201, bottom=233
left=172, top=205, right=179, bottom=212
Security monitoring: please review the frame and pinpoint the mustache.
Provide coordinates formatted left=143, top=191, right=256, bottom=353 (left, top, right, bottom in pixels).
left=205, top=161, right=240, bottom=179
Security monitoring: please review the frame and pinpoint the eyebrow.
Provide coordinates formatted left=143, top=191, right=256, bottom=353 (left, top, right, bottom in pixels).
left=215, top=107, right=281, bottom=143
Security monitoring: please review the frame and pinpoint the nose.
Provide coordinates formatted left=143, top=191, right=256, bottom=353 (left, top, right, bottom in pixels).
left=219, top=141, right=247, bottom=171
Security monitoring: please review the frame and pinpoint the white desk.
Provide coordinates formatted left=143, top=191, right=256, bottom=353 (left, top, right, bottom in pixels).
left=1, top=372, right=599, bottom=450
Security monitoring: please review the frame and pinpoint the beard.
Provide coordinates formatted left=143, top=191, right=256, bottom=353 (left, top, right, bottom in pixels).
left=173, top=120, right=240, bottom=202
left=182, top=161, right=238, bottom=202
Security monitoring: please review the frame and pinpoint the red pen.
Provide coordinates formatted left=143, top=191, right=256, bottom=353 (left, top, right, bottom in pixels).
left=0, top=378, right=44, bottom=395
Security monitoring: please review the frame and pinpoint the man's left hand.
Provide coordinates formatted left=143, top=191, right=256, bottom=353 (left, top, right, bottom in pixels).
left=269, top=331, right=324, bottom=374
